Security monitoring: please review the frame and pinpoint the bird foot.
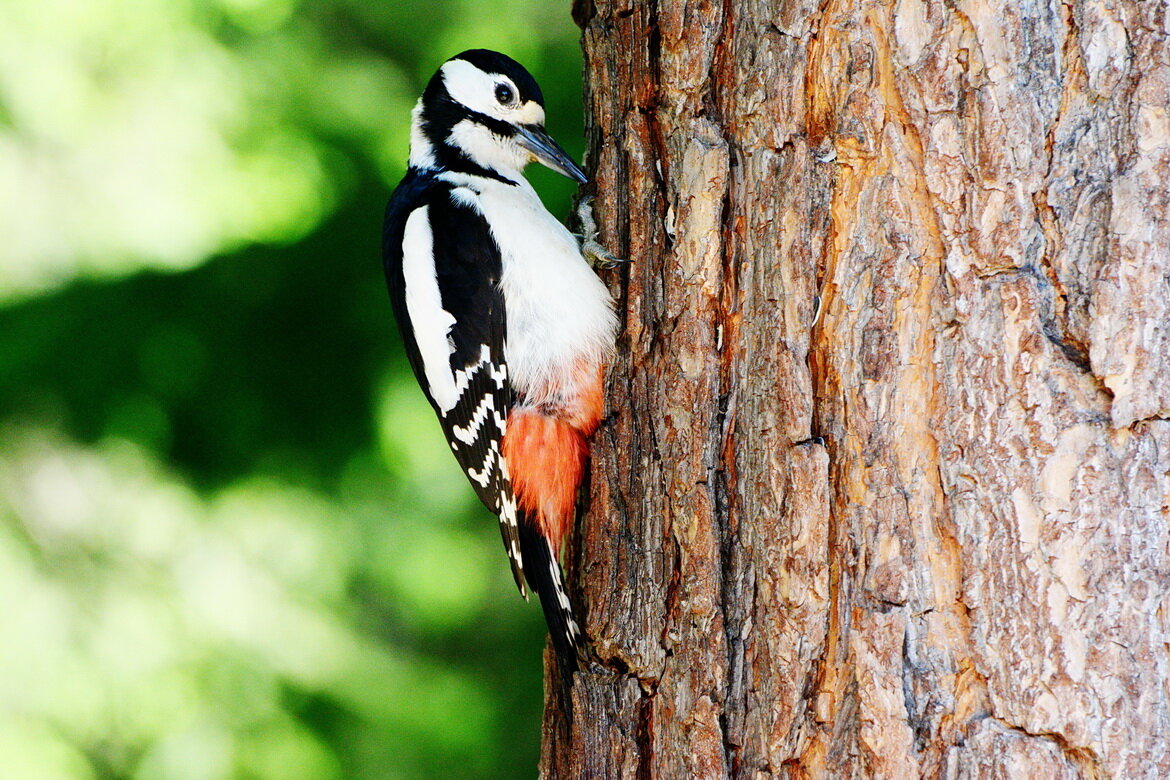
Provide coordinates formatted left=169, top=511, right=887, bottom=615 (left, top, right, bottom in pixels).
left=573, top=196, right=628, bottom=270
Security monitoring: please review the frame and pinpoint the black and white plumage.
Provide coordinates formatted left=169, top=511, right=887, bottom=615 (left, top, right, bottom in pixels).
left=381, top=50, right=616, bottom=672
left=384, top=166, right=521, bottom=584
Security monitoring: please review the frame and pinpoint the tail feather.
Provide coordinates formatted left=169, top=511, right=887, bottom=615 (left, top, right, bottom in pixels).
left=517, top=520, right=581, bottom=674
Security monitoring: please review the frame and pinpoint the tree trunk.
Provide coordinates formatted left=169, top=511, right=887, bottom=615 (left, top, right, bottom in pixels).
left=546, top=0, right=1170, bottom=777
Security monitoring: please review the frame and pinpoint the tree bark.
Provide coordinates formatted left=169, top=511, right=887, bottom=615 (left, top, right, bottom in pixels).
left=547, top=0, right=1170, bottom=777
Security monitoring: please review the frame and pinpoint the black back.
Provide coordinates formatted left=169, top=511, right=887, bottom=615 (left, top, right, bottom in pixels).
left=382, top=171, right=524, bottom=593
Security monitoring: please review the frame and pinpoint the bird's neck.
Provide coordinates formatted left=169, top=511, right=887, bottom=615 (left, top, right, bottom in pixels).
left=409, top=101, right=527, bottom=185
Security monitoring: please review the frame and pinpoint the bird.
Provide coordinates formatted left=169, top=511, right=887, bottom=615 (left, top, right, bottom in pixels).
left=381, top=49, right=617, bottom=673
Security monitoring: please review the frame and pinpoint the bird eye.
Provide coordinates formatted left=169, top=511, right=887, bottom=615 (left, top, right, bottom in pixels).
left=494, top=84, right=514, bottom=105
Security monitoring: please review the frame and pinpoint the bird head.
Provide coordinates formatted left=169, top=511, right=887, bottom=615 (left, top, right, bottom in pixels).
left=410, top=49, right=587, bottom=184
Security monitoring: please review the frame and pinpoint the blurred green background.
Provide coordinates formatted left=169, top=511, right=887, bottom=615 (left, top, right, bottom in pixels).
left=0, top=1, right=585, bottom=777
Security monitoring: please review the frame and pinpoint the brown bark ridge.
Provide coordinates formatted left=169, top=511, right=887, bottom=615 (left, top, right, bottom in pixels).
left=545, top=0, right=1170, bottom=777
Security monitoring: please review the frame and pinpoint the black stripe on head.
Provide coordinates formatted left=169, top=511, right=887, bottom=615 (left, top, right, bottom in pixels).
left=450, top=49, right=544, bottom=107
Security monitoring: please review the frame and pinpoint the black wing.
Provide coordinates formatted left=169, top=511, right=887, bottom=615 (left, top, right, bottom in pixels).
left=383, top=167, right=437, bottom=395
left=383, top=174, right=525, bottom=594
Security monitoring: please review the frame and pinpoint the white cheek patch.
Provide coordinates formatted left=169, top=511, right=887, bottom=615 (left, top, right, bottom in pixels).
left=401, top=207, right=459, bottom=411
left=448, top=119, right=499, bottom=159
left=448, top=118, right=527, bottom=175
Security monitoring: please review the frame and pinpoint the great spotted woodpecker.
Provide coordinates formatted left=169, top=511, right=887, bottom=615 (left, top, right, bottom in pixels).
left=381, top=50, right=616, bottom=671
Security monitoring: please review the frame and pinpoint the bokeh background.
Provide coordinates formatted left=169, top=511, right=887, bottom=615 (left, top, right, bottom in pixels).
left=0, top=1, right=585, bottom=777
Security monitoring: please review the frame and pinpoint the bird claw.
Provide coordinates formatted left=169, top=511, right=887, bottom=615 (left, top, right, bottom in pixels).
left=582, top=238, right=627, bottom=270
left=573, top=196, right=629, bottom=270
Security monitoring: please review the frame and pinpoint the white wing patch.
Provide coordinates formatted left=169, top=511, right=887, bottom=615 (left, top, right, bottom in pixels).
left=466, top=439, right=499, bottom=488
left=451, top=344, right=492, bottom=406
left=446, top=344, right=508, bottom=446
left=451, top=393, right=506, bottom=445
left=401, top=206, right=459, bottom=412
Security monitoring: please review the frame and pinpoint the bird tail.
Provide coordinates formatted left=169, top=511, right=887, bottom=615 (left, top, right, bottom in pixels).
left=517, top=519, right=582, bottom=675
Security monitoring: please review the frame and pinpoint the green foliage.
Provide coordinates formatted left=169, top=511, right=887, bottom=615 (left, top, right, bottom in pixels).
left=0, top=1, right=584, bottom=776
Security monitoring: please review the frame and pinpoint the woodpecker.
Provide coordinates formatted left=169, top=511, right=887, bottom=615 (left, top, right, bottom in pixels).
left=381, top=50, right=616, bottom=672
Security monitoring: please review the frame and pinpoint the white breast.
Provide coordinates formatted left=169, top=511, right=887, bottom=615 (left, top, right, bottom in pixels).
left=444, top=173, right=616, bottom=404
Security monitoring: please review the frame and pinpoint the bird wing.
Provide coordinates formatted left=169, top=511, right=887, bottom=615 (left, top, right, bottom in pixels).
left=383, top=175, right=526, bottom=595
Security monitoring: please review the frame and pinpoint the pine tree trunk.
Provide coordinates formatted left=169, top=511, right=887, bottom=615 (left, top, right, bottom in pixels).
left=546, top=0, right=1170, bottom=777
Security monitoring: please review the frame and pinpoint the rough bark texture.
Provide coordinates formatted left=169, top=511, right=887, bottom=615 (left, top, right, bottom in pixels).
left=547, top=1, right=1170, bottom=777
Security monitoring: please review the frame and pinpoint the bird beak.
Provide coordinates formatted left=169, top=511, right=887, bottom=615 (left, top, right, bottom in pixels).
left=515, top=124, right=588, bottom=183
